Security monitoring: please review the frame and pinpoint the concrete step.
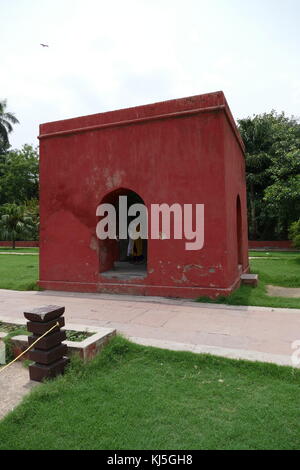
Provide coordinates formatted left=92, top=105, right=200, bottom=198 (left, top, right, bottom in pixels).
left=241, top=273, right=259, bottom=287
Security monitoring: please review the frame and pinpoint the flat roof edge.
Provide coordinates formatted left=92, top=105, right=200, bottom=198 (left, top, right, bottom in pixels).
left=39, top=91, right=245, bottom=153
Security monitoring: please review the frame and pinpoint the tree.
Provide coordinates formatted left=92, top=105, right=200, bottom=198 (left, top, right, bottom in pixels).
left=263, top=115, right=300, bottom=238
left=238, top=111, right=300, bottom=240
left=0, top=99, right=19, bottom=154
left=264, top=154, right=300, bottom=238
left=24, top=198, right=39, bottom=240
left=238, top=114, right=274, bottom=239
left=0, top=145, right=39, bottom=205
left=0, top=203, right=35, bottom=249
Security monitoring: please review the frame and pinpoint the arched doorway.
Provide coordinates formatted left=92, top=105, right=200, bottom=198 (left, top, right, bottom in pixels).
left=98, top=188, right=148, bottom=279
left=236, top=195, right=243, bottom=267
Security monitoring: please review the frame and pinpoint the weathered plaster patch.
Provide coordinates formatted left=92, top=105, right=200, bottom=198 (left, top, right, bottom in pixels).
left=171, top=274, right=188, bottom=284
left=89, top=236, right=99, bottom=253
left=183, top=264, right=204, bottom=272
left=104, top=169, right=125, bottom=190
left=182, top=264, right=209, bottom=279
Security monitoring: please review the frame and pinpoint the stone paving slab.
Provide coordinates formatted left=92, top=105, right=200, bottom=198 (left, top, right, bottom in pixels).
left=267, top=285, right=300, bottom=298
left=0, top=289, right=300, bottom=367
left=131, top=336, right=298, bottom=368
left=0, top=362, right=38, bottom=420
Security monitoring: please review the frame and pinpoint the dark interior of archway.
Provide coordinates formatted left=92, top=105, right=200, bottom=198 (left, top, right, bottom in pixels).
left=101, top=189, right=147, bottom=280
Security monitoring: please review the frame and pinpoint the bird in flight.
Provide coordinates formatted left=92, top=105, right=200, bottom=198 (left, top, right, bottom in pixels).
left=40, top=43, right=49, bottom=47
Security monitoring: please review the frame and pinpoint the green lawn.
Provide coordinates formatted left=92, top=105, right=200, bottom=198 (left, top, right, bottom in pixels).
left=249, top=250, right=300, bottom=258
left=0, top=336, right=299, bottom=450
left=197, top=251, right=300, bottom=309
left=0, top=247, right=39, bottom=253
left=0, top=253, right=39, bottom=290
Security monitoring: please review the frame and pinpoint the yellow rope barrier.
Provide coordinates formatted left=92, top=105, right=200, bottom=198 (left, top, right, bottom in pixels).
left=0, top=321, right=60, bottom=374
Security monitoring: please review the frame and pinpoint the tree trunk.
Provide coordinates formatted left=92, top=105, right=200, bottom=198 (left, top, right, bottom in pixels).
left=12, top=238, right=16, bottom=249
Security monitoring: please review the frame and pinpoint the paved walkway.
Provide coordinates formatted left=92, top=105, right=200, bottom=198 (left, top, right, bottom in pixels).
left=0, top=289, right=300, bottom=367
left=0, top=362, right=38, bottom=420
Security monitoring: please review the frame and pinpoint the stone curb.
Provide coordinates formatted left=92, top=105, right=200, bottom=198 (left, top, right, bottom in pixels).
left=0, top=318, right=116, bottom=363
left=9, top=328, right=116, bottom=363
left=128, top=336, right=299, bottom=368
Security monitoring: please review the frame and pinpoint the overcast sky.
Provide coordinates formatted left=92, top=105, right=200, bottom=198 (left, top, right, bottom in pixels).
left=1, top=0, right=300, bottom=149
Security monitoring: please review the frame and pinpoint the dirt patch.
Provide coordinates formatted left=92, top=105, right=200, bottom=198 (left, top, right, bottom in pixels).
left=267, top=285, right=300, bottom=298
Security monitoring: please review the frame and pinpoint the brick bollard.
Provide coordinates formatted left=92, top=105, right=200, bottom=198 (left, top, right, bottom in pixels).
left=24, top=305, right=69, bottom=382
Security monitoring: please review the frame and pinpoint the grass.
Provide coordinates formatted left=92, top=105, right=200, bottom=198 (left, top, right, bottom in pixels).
left=0, top=247, right=39, bottom=253
left=0, top=254, right=39, bottom=290
left=197, top=251, right=300, bottom=309
left=0, top=336, right=299, bottom=450
left=0, top=321, right=28, bottom=335
left=249, top=251, right=300, bottom=288
left=65, top=330, right=93, bottom=342
left=249, top=250, right=300, bottom=258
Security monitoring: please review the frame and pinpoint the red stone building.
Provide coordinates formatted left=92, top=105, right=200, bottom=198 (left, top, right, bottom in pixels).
left=38, top=91, right=249, bottom=299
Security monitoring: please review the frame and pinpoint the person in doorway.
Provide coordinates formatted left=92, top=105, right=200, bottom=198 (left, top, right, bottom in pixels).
left=127, top=223, right=144, bottom=264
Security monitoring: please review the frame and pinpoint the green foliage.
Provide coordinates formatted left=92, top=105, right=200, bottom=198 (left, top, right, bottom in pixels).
left=65, top=330, right=92, bottom=342
left=238, top=111, right=300, bottom=240
left=0, top=203, right=36, bottom=248
left=0, top=99, right=19, bottom=154
left=264, top=175, right=300, bottom=236
left=23, top=198, right=39, bottom=240
left=3, top=337, right=14, bottom=363
left=0, top=321, right=27, bottom=334
left=289, top=219, right=300, bottom=248
left=0, top=145, right=40, bottom=240
left=0, top=145, right=39, bottom=205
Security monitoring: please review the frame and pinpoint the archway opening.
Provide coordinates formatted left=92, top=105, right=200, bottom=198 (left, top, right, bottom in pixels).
left=236, top=195, right=243, bottom=267
left=98, top=188, right=148, bottom=280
